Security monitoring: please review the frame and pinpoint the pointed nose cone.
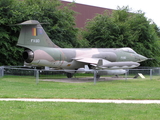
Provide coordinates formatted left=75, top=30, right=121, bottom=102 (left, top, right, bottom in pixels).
left=137, top=54, right=148, bottom=62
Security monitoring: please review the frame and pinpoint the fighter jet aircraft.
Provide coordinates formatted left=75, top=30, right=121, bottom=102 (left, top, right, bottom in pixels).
left=16, top=20, right=148, bottom=78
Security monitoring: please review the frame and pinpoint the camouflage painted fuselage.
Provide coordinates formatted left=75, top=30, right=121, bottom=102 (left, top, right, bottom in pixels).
left=23, top=46, right=146, bottom=70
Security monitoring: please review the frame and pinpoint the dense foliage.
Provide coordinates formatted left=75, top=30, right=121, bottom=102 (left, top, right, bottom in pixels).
left=0, top=0, right=78, bottom=66
left=0, top=0, right=22, bottom=65
left=82, top=7, right=160, bottom=66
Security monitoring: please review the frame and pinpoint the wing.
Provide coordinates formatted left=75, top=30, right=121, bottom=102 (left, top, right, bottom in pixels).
left=74, top=58, right=101, bottom=64
left=74, top=58, right=140, bottom=69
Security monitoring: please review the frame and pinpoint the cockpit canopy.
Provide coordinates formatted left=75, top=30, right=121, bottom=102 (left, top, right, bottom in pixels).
left=121, top=47, right=137, bottom=54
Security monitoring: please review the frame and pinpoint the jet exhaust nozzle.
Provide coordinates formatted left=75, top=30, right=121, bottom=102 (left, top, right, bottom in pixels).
left=23, top=49, right=34, bottom=63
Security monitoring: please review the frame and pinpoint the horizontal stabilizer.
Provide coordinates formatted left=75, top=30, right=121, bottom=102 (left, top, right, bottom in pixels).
left=17, top=20, right=42, bottom=25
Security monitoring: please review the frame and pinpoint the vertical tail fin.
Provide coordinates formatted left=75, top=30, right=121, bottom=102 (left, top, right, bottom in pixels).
left=17, top=20, right=59, bottom=48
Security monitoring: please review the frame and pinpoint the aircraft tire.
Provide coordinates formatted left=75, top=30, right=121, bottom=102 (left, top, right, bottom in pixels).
left=67, top=73, right=73, bottom=78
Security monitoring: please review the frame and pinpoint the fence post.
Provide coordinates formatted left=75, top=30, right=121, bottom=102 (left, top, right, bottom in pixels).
left=94, top=70, right=97, bottom=84
left=125, top=69, right=128, bottom=81
left=0, top=66, right=4, bottom=78
left=0, top=67, right=2, bottom=77
left=150, top=69, right=152, bottom=80
left=36, top=70, right=39, bottom=85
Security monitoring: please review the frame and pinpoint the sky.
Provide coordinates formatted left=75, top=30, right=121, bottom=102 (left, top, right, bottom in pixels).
left=62, top=0, right=160, bottom=27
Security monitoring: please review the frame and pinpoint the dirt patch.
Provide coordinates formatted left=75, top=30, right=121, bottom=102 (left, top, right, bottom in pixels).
left=41, top=77, right=132, bottom=83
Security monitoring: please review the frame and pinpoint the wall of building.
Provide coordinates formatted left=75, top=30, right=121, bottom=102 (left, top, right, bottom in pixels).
left=61, top=1, right=113, bottom=28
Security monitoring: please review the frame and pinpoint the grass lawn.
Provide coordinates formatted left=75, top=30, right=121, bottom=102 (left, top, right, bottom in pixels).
left=0, top=101, right=160, bottom=120
left=0, top=75, right=160, bottom=99
left=1, top=76, right=160, bottom=120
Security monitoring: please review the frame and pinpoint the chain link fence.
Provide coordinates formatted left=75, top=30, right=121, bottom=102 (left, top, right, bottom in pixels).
left=0, top=66, right=159, bottom=84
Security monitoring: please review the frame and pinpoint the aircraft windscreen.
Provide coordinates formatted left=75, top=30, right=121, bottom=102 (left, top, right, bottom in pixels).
left=122, top=48, right=137, bottom=54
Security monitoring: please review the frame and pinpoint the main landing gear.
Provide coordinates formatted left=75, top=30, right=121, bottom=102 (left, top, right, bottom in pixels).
left=66, top=73, right=73, bottom=78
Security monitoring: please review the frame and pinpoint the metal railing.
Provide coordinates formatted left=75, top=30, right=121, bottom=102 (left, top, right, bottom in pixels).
left=0, top=66, right=159, bottom=84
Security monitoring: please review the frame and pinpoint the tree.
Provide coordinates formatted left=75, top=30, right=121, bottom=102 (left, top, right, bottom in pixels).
left=82, top=6, right=160, bottom=66
left=0, top=0, right=78, bottom=66
left=0, top=0, right=23, bottom=66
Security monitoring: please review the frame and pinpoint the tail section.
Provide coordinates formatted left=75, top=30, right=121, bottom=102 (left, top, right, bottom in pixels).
left=17, top=20, right=59, bottom=48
